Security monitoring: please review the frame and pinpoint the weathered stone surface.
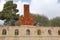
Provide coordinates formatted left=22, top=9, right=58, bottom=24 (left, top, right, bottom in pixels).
left=0, top=26, right=60, bottom=40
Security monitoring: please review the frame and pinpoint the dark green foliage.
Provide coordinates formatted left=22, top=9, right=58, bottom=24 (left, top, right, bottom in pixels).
left=30, top=14, right=49, bottom=26
left=50, top=17, right=60, bottom=27
left=30, top=14, right=60, bottom=27
left=0, top=1, right=19, bottom=26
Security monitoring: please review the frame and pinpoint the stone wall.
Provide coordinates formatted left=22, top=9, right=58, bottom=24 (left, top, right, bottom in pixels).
left=0, top=25, right=60, bottom=40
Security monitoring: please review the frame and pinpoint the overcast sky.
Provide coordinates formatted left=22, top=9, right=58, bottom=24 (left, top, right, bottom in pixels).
left=0, top=0, right=60, bottom=25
